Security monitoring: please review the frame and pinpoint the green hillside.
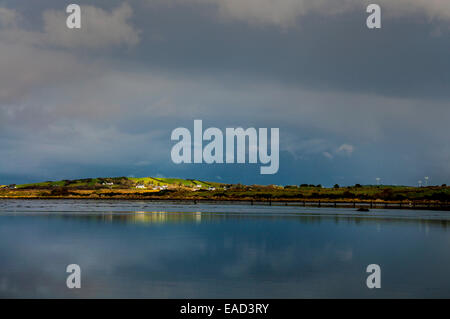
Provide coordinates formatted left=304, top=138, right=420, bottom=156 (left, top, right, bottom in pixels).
left=15, top=177, right=223, bottom=189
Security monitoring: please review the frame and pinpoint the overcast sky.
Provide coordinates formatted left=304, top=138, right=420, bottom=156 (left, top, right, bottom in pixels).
left=0, top=0, right=449, bottom=186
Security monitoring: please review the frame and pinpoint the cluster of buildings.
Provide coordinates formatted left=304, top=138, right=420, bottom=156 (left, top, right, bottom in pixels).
left=100, top=181, right=169, bottom=191
left=102, top=182, right=114, bottom=186
left=0, top=184, right=17, bottom=189
left=99, top=180, right=218, bottom=192
left=136, top=184, right=168, bottom=190
left=192, top=184, right=216, bottom=191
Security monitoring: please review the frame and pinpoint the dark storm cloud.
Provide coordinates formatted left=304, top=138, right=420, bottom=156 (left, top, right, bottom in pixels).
left=0, top=0, right=449, bottom=186
left=125, top=0, right=450, bottom=99
left=7, top=0, right=449, bottom=98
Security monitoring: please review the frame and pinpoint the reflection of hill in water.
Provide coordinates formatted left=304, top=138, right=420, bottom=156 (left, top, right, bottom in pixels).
left=43, top=211, right=450, bottom=229
left=53, top=211, right=206, bottom=224
left=127, top=211, right=203, bottom=224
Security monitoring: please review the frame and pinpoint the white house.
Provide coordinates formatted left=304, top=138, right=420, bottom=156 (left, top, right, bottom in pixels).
left=136, top=185, right=146, bottom=189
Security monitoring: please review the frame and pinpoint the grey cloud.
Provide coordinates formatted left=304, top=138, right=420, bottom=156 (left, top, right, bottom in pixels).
left=0, top=41, right=100, bottom=105
left=336, top=144, right=354, bottom=156
left=0, top=3, right=139, bottom=105
left=42, top=3, right=140, bottom=49
left=130, top=1, right=450, bottom=100
left=0, top=4, right=139, bottom=50
left=0, top=7, right=19, bottom=27
left=383, top=0, right=450, bottom=22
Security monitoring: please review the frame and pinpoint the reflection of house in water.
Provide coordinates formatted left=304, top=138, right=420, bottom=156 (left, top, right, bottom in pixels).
left=116, top=211, right=206, bottom=224
left=97, top=211, right=208, bottom=224
left=133, top=212, right=168, bottom=223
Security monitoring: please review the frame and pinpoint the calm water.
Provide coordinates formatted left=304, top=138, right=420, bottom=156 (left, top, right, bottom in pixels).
left=0, top=199, right=449, bottom=298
